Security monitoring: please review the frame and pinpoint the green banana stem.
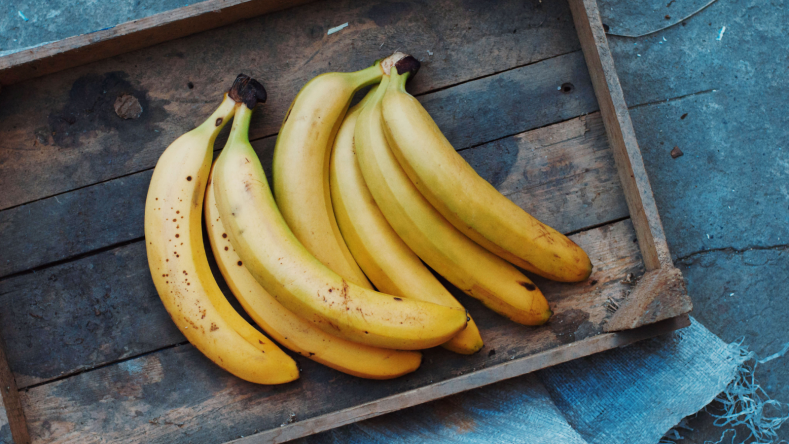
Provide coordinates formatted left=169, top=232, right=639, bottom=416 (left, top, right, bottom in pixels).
left=349, top=62, right=386, bottom=89
left=227, top=104, right=254, bottom=147
left=372, top=76, right=391, bottom=104
left=388, top=68, right=409, bottom=93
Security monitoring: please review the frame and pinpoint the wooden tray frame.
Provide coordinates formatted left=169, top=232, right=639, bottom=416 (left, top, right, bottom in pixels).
left=0, top=0, right=692, bottom=442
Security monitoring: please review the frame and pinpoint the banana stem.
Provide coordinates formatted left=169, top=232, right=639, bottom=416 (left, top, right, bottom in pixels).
left=372, top=76, right=391, bottom=104
left=227, top=104, right=254, bottom=147
left=351, top=63, right=386, bottom=90
left=388, top=68, right=409, bottom=93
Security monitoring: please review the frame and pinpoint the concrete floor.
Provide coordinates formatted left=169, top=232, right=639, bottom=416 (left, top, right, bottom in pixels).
left=2, top=0, right=786, bottom=441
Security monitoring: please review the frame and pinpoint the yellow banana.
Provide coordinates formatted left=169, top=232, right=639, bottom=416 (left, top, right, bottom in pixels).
left=355, top=68, right=552, bottom=326
left=205, top=172, right=423, bottom=379
left=382, top=64, right=592, bottom=282
left=144, top=76, right=298, bottom=384
left=272, top=56, right=406, bottom=288
left=212, top=99, right=468, bottom=350
left=330, top=85, right=483, bottom=354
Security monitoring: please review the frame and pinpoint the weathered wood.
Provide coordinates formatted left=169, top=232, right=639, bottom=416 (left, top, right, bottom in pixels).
left=0, top=110, right=625, bottom=389
left=461, top=113, right=627, bottom=236
left=238, top=316, right=690, bottom=444
left=0, top=107, right=614, bottom=281
left=18, top=220, right=656, bottom=444
left=0, top=0, right=317, bottom=86
left=0, top=243, right=184, bottom=389
left=568, top=0, right=672, bottom=270
left=0, top=171, right=151, bottom=278
left=0, top=0, right=581, bottom=211
left=604, top=266, right=693, bottom=332
left=0, top=329, right=31, bottom=444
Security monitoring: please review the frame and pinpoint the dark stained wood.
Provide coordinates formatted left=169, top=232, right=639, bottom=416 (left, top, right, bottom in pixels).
left=0, top=0, right=317, bottom=86
left=568, top=0, right=673, bottom=270
left=420, top=51, right=597, bottom=153
left=604, top=266, right=693, bottom=332
left=0, top=330, right=31, bottom=444
left=0, top=171, right=151, bottom=278
left=0, top=243, right=184, bottom=389
left=0, top=110, right=626, bottom=389
left=0, top=0, right=581, bottom=211
left=18, top=220, right=666, bottom=444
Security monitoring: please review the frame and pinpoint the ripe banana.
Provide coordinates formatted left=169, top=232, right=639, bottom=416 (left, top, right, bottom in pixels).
left=330, top=86, right=484, bottom=355
left=382, top=67, right=592, bottom=282
left=205, top=172, right=423, bottom=379
left=211, top=98, right=468, bottom=350
left=271, top=56, right=405, bottom=288
left=144, top=76, right=298, bottom=384
left=355, top=65, right=552, bottom=326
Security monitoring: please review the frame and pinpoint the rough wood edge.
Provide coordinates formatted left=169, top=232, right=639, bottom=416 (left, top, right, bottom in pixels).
left=0, top=330, right=30, bottom=444
left=226, top=315, right=691, bottom=444
left=604, top=266, right=693, bottom=332
left=0, top=0, right=316, bottom=86
left=567, top=0, right=672, bottom=271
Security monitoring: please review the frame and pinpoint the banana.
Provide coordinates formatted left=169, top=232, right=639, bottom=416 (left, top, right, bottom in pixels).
left=212, top=97, right=468, bottom=350
left=330, top=86, right=483, bottom=354
left=355, top=68, right=552, bottom=326
left=382, top=63, right=592, bottom=283
left=205, top=171, right=423, bottom=379
left=144, top=76, right=298, bottom=385
left=271, top=56, right=404, bottom=288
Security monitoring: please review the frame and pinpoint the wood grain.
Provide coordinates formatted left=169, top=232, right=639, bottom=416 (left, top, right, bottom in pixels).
left=0, top=243, right=184, bottom=389
left=0, top=171, right=151, bottom=278
left=0, top=105, right=612, bottom=281
left=0, top=329, right=30, bottom=443
left=0, top=110, right=625, bottom=389
left=568, top=0, right=672, bottom=270
left=604, top=266, right=693, bottom=332
left=0, top=0, right=581, bottom=211
left=237, top=316, right=691, bottom=444
left=19, top=220, right=652, bottom=444
left=0, top=0, right=317, bottom=86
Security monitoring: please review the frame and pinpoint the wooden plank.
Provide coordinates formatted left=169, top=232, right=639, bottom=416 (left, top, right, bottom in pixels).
left=0, top=243, right=184, bottom=389
left=0, top=171, right=151, bottom=278
left=239, top=316, right=690, bottom=444
left=460, top=113, right=627, bottom=236
left=604, top=266, right=693, bottom=332
left=19, top=220, right=654, bottom=444
left=0, top=110, right=625, bottom=388
left=0, top=0, right=317, bottom=86
left=0, top=97, right=612, bottom=281
left=0, top=49, right=600, bottom=278
left=568, top=0, right=672, bottom=270
left=0, top=0, right=581, bottom=211
left=0, top=330, right=30, bottom=444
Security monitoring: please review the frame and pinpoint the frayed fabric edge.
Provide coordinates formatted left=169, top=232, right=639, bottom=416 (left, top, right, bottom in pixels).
left=661, top=339, right=789, bottom=444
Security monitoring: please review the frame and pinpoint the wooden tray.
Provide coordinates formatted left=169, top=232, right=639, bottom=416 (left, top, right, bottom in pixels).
left=0, top=0, right=692, bottom=442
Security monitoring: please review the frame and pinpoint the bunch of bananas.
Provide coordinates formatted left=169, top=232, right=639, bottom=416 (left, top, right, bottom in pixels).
left=145, top=53, right=592, bottom=384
